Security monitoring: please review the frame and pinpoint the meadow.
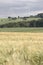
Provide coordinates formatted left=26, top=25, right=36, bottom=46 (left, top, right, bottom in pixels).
left=0, top=28, right=43, bottom=32
left=0, top=32, right=43, bottom=65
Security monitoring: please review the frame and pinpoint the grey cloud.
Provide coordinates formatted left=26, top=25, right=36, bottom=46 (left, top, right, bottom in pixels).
left=0, top=0, right=43, bottom=17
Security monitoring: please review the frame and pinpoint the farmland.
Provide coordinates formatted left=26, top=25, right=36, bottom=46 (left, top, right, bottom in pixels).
left=0, top=32, right=43, bottom=65
left=0, top=28, right=43, bottom=32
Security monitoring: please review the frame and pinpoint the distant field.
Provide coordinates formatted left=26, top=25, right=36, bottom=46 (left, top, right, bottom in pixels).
left=0, top=32, right=43, bottom=65
left=0, top=28, right=43, bottom=32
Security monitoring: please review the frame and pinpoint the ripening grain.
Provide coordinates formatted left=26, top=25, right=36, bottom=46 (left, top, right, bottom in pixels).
left=0, top=32, right=43, bottom=65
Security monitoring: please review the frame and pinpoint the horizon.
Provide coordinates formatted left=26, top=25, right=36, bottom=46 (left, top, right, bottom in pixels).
left=0, top=12, right=43, bottom=18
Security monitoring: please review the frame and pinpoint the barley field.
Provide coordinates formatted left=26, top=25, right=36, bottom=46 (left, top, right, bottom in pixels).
left=0, top=32, right=43, bottom=65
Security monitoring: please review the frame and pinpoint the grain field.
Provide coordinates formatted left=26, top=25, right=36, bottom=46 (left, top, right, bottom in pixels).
left=0, top=32, right=43, bottom=65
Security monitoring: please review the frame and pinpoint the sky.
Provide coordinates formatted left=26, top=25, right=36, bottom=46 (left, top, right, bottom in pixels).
left=0, top=0, right=43, bottom=17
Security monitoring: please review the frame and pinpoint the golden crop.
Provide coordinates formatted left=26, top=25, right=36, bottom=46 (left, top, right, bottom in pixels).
left=0, top=32, right=43, bottom=65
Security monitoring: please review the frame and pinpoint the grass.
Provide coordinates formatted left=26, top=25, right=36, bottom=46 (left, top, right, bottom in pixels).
left=0, top=28, right=43, bottom=32
left=0, top=32, right=43, bottom=65
left=27, top=18, right=41, bottom=21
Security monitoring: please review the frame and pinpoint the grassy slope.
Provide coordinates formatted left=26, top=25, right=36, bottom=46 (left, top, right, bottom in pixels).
left=0, top=18, right=41, bottom=25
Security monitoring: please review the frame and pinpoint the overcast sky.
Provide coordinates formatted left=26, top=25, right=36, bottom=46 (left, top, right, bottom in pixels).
left=0, top=0, right=43, bottom=17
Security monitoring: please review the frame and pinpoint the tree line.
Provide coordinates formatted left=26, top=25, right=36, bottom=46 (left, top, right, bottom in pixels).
left=0, top=19, right=43, bottom=28
left=8, top=13, right=43, bottom=20
left=0, top=13, right=43, bottom=28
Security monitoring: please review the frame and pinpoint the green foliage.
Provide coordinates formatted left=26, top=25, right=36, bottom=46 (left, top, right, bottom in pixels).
left=0, top=18, right=43, bottom=28
left=0, top=18, right=41, bottom=25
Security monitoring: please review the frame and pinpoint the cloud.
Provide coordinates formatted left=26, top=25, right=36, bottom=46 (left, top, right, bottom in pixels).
left=0, top=0, right=43, bottom=17
left=0, top=0, right=38, bottom=4
left=0, top=0, right=13, bottom=3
